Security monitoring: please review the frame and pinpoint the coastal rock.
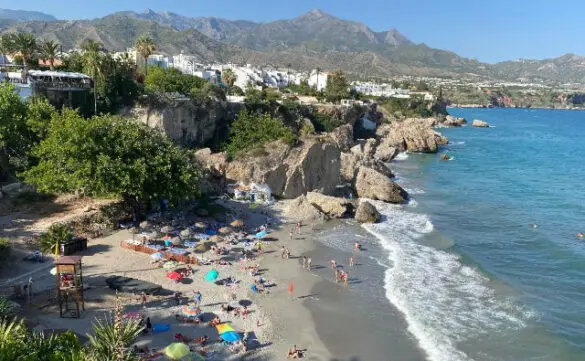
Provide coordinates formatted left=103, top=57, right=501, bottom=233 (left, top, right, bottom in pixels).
left=283, top=195, right=323, bottom=220
left=377, top=119, right=447, bottom=153
left=472, top=119, right=489, bottom=128
left=374, top=142, right=398, bottom=162
left=105, top=276, right=162, bottom=294
left=444, top=115, right=467, bottom=127
left=306, top=192, right=352, bottom=218
left=340, top=152, right=361, bottom=183
left=355, top=166, right=408, bottom=203
left=224, top=139, right=341, bottom=199
left=330, top=124, right=354, bottom=151
left=355, top=201, right=381, bottom=223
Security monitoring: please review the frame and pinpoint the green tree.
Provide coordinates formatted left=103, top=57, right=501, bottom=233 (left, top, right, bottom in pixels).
left=80, top=39, right=104, bottom=115
left=23, top=110, right=202, bottom=210
left=0, top=34, right=15, bottom=63
left=325, top=70, right=349, bottom=103
left=11, top=33, right=37, bottom=73
left=0, top=238, right=10, bottom=268
left=0, top=84, right=31, bottom=173
left=39, top=40, right=60, bottom=71
left=144, top=66, right=206, bottom=95
left=226, top=110, right=295, bottom=156
left=134, top=34, right=156, bottom=77
left=222, top=68, right=237, bottom=89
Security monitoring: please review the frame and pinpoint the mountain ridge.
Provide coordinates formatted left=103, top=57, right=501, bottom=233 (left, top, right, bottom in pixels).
left=0, top=8, right=584, bottom=84
left=0, top=8, right=56, bottom=22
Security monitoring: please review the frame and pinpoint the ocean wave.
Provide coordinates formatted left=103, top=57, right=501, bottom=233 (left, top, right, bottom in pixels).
left=404, top=187, right=426, bottom=195
left=452, top=141, right=466, bottom=145
left=362, top=201, right=530, bottom=361
left=394, top=152, right=409, bottom=161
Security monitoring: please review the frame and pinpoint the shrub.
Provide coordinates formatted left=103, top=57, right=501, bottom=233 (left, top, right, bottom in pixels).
left=226, top=110, right=295, bottom=157
left=38, top=223, right=73, bottom=255
left=0, top=238, right=10, bottom=264
left=311, top=112, right=341, bottom=132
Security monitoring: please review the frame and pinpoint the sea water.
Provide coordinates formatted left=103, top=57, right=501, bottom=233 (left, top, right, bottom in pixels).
left=312, top=109, right=585, bottom=361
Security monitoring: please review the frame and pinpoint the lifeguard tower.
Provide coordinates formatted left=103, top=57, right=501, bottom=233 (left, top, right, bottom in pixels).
left=55, top=256, right=85, bottom=318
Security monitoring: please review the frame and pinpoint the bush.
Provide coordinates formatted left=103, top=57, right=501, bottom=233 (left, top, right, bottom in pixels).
left=0, top=238, right=10, bottom=264
left=38, top=223, right=72, bottom=255
left=145, top=66, right=207, bottom=95
left=311, top=112, right=340, bottom=132
left=226, top=110, right=295, bottom=157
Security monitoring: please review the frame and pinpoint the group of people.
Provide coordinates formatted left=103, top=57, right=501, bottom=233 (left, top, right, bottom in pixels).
left=301, top=256, right=313, bottom=271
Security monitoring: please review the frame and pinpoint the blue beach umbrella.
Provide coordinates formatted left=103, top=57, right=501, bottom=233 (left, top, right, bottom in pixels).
left=151, top=252, right=165, bottom=260
left=204, top=269, right=219, bottom=282
left=220, top=331, right=241, bottom=343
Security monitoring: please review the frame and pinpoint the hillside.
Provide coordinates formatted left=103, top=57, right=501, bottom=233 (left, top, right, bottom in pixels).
left=1, top=8, right=584, bottom=84
left=0, top=8, right=56, bottom=22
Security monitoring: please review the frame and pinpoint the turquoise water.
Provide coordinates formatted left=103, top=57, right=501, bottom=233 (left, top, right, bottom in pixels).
left=384, top=108, right=585, bottom=360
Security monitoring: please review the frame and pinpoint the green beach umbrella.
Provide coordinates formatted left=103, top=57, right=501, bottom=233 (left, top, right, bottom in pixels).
left=205, top=268, right=219, bottom=282
left=165, top=342, right=190, bottom=360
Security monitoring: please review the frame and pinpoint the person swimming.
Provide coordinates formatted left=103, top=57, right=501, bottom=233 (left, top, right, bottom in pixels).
left=531, top=224, right=538, bottom=229
left=577, top=232, right=584, bottom=239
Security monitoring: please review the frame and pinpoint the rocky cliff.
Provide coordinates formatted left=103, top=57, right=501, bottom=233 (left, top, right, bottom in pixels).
left=129, top=99, right=243, bottom=148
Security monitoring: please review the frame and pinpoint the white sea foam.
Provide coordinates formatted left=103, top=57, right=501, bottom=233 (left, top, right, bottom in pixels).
left=362, top=201, right=530, bottom=361
left=452, top=141, right=466, bottom=145
left=404, top=187, right=426, bottom=195
left=394, top=152, right=409, bottom=161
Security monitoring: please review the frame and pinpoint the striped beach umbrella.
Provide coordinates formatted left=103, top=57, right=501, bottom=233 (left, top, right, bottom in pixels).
left=215, top=322, right=241, bottom=343
left=179, top=303, right=201, bottom=318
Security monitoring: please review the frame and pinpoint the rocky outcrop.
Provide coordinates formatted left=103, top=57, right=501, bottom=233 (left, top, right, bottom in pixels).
left=283, top=195, right=323, bottom=220
left=355, top=166, right=408, bottom=203
left=472, top=119, right=489, bottom=128
left=355, top=201, right=381, bottom=223
left=376, top=118, right=447, bottom=153
left=330, top=124, right=354, bottom=151
left=443, top=115, right=467, bottom=127
left=306, top=192, right=353, bottom=218
left=129, top=99, right=243, bottom=148
left=374, top=142, right=398, bottom=162
left=197, top=138, right=341, bottom=199
left=341, top=139, right=393, bottom=184
left=315, top=103, right=383, bottom=129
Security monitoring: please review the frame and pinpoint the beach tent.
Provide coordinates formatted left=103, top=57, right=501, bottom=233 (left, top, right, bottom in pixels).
left=205, top=269, right=219, bottom=282
left=165, top=342, right=190, bottom=360
left=215, top=322, right=241, bottom=343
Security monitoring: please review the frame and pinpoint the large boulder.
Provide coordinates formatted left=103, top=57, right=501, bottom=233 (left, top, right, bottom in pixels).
left=330, top=124, right=354, bottom=151
left=225, top=139, right=341, bottom=199
left=355, top=167, right=408, bottom=203
left=306, top=192, right=352, bottom=218
left=283, top=195, right=323, bottom=221
left=374, top=142, right=398, bottom=162
left=472, top=119, right=490, bottom=128
left=355, top=201, right=381, bottom=223
left=443, top=115, right=467, bottom=127
left=376, top=119, right=447, bottom=153
left=105, top=276, right=162, bottom=294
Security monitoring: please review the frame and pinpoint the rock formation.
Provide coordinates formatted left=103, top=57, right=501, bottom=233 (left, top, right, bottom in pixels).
left=472, top=119, right=490, bottom=128
left=376, top=118, right=447, bottom=153
left=355, top=166, right=408, bottom=203
left=330, top=124, right=354, bottom=151
left=129, top=99, right=242, bottom=148
left=283, top=195, right=323, bottom=220
left=306, top=192, right=353, bottom=218
left=355, top=201, right=381, bottom=223
left=443, top=115, right=467, bottom=127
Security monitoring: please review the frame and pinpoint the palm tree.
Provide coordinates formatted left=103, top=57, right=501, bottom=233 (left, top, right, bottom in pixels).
left=12, top=33, right=37, bottom=77
left=315, top=67, right=322, bottom=92
left=38, top=223, right=72, bottom=258
left=222, top=68, right=236, bottom=92
left=0, top=34, right=15, bottom=66
left=134, top=34, right=156, bottom=77
left=39, top=40, right=60, bottom=70
left=81, top=39, right=104, bottom=115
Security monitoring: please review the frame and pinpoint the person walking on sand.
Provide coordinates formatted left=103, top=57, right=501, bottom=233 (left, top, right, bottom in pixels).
left=349, top=256, right=354, bottom=268
left=281, top=246, right=286, bottom=259
left=302, top=256, right=307, bottom=270
left=289, top=228, right=294, bottom=240
left=331, top=259, right=337, bottom=269
left=307, top=257, right=312, bottom=270
left=140, top=292, right=148, bottom=307
left=335, top=269, right=340, bottom=283
left=194, top=290, right=202, bottom=307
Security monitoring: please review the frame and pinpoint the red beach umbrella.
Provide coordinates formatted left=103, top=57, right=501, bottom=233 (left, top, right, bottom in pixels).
left=167, top=271, right=184, bottom=282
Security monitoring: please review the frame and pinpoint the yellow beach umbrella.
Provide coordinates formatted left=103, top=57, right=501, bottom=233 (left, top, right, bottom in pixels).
left=230, top=220, right=244, bottom=228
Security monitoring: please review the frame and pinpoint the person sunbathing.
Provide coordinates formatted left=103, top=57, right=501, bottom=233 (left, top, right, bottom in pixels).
left=287, top=345, right=301, bottom=359
left=194, top=335, right=208, bottom=346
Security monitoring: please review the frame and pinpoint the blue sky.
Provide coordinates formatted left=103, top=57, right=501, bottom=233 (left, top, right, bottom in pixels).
left=2, top=0, right=583, bottom=63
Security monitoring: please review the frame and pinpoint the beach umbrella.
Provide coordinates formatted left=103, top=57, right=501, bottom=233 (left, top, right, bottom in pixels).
left=151, top=252, right=165, bottom=261
left=209, top=235, right=223, bottom=243
left=139, top=221, right=151, bottom=230
left=166, top=271, right=184, bottom=282
left=161, top=226, right=174, bottom=234
left=165, top=342, right=190, bottom=360
left=180, top=228, right=192, bottom=238
left=219, top=226, right=233, bottom=235
left=194, top=221, right=207, bottom=229
left=163, top=261, right=180, bottom=270
left=205, top=269, right=219, bottom=282
left=171, top=237, right=182, bottom=246
left=215, top=323, right=241, bottom=343
left=230, top=220, right=244, bottom=228
left=179, top=304, right=201, bottom=318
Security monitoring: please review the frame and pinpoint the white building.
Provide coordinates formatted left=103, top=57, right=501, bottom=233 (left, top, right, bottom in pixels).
left=307, top=70, right=328, bottom=91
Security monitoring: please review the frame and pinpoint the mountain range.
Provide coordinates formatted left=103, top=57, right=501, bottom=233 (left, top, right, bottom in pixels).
left=1, top=8, right=584, bottom=84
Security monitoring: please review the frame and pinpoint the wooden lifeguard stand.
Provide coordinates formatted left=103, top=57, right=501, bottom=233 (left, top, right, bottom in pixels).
left=55, top=256, right=85, bottom=318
